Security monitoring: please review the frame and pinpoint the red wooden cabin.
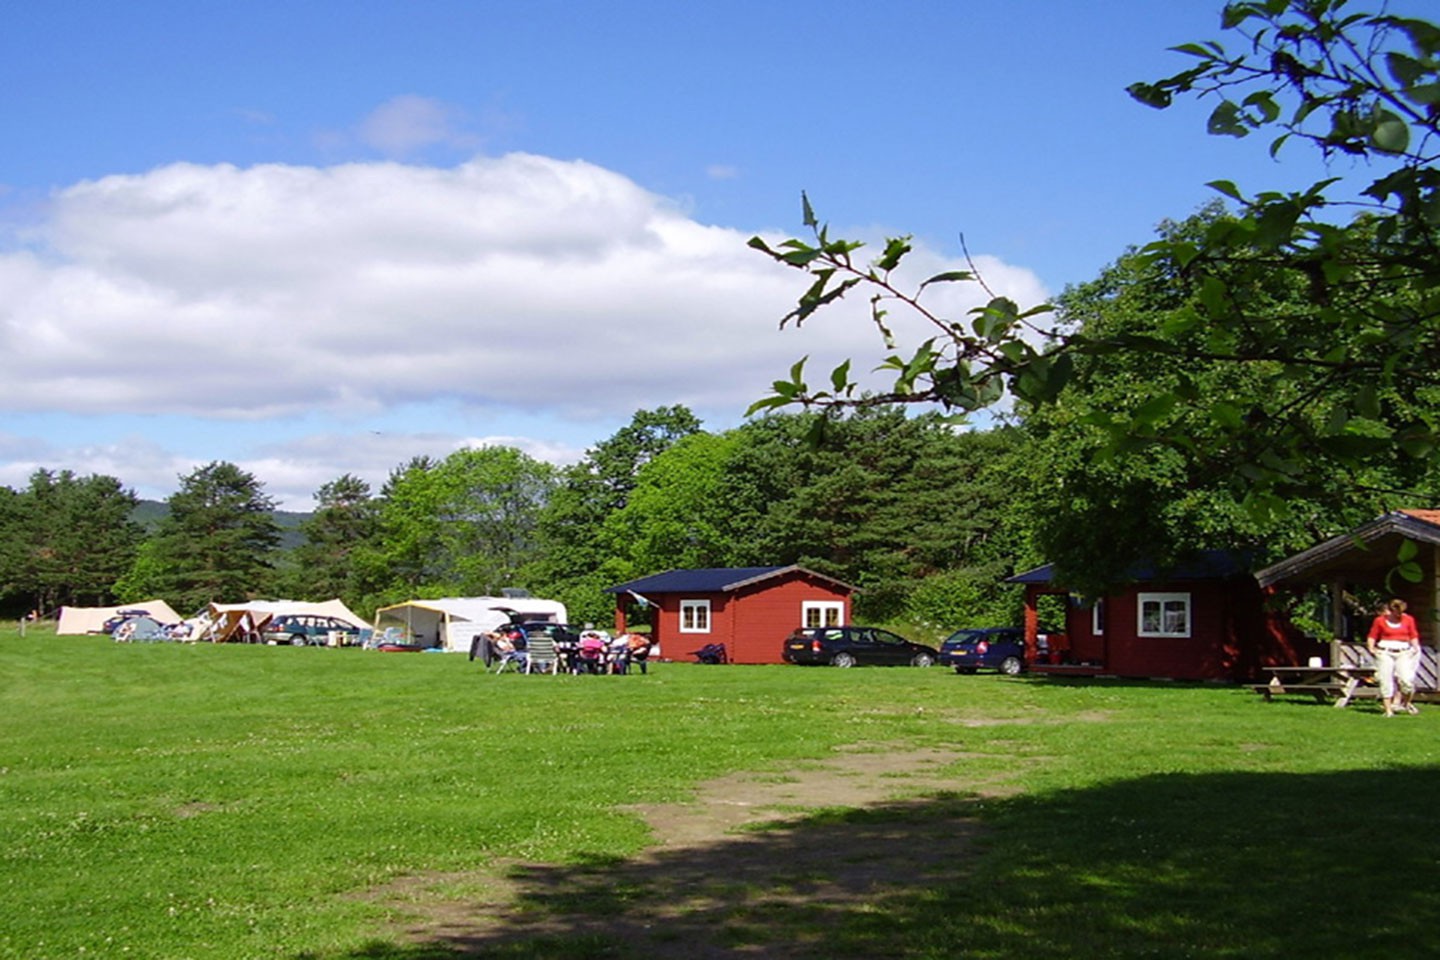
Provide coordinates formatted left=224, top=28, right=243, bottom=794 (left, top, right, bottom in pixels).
left=1255, top=509, right=1440, bottom=689
left=605, top=566, right=856, bottom=665
left=1009, top=551, right=1304, bottom=681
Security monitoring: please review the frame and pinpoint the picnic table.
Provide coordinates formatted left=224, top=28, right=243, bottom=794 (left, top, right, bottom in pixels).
left=1253, top=664, right=1377, bottom=707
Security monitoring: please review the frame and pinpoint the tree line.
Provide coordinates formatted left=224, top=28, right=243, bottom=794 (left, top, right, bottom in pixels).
left=0, top=405, right=1033, bottom=630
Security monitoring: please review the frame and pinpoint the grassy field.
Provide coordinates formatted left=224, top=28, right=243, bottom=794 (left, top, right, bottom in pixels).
left=4, top=625, right=1439, bottom=959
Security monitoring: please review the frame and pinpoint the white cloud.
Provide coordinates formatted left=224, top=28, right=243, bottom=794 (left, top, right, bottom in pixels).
left=0, top=152, right=1050, bottom=507
left=357, top=95, right=479, bottom=156
left=5, top=154, right=1044, bottom=418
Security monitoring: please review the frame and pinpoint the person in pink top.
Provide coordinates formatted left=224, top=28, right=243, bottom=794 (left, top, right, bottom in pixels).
left=1366, top=598, right=1422, bottom=717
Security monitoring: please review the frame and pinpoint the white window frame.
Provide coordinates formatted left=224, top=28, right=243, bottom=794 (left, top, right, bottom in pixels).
left=802, top=601, right=844, bottom=629
left=1091, top=599, right=1105, bottom=636
left=1137, top=592, right=1191, bottom=638
left=679, top=599, right=711, bottom=633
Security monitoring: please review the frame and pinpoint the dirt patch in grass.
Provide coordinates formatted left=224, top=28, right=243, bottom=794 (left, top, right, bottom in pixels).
left=367, top=743, right=1021, bottom=958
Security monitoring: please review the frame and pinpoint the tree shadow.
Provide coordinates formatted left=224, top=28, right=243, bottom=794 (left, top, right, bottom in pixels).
left=312, top=767, right=1440, bottom=959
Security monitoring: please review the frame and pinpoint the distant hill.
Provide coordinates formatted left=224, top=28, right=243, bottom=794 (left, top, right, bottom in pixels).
left=131, top=501, right=312, bottom=551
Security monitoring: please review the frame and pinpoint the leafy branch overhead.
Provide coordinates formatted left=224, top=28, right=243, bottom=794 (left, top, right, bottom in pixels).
left=746, top=201, right=1062, bottom=417
left=749, top=0, right=1440, bottom=514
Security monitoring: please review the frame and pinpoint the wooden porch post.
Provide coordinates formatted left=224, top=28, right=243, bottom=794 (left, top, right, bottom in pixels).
left=1329, top=577, right=1345, bottom=666
left=1024, top=588, right=1040, bottom=662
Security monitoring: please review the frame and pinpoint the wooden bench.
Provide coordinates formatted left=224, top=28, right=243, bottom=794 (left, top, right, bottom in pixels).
left=1255, top=666, right=1376, bottom=708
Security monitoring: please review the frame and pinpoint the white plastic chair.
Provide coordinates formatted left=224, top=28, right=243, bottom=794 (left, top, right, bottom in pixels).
left=524, top=634, right=560, bottom=674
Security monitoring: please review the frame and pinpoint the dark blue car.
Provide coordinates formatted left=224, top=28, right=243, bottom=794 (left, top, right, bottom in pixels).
left=938, top=627, right=1027, bottom=675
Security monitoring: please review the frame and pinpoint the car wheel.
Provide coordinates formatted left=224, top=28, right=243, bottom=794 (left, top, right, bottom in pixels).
left=290, top=633, right=307, bottom=646
left=831, top=652, right=857, bottom=668
left=911, top=652, right=935, bottom=668
left=999, top=656, right=1023, bottom=676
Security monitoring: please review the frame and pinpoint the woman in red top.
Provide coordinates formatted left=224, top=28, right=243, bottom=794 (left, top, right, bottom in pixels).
left=1366, top=598, right=1422, bottom=717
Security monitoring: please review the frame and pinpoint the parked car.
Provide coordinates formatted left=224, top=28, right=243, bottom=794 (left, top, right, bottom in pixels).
left=507, top=621, right=581, bottom=646
left=939, top=626, right=1028, bottom=675
left=262, top=614, right=363, bottom=646
left=782, top=626, right=938, bottom=668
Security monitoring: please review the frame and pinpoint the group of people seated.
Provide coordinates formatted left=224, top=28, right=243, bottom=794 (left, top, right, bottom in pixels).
left=481, top=624, right=655, bottom=675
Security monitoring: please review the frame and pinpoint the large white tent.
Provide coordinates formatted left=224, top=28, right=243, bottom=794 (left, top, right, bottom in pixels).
left=56, top=600, right=184, bottom=635
left=374, top=596, right=568, bottom=652
left=198, top=599, right=371, bottom=642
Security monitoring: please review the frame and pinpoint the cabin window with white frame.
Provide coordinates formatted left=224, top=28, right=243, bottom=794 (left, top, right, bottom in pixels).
left=679, top=599, right=711, bottom=633
left=1091, top=599, right=1105, bottom=636
left=1138, top=593, right=1191, bottom=638
left=802, top=601, right=844, bottom=628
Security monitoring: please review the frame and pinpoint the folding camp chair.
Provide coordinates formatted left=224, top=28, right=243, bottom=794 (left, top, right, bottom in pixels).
left=492, top=637, right=527, bottom=674
left=523, top=633, right=560, bottom=674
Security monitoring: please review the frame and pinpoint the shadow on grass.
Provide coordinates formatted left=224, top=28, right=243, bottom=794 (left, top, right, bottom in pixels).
left=313, top=767, right=1440, bottom=959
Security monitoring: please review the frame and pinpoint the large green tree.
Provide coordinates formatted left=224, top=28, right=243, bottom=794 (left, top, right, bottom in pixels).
left=136, top=462, right=282, bottom=611
left=0, top=470, right=142, bottom=614
left=1017, top=205, right=1437, bottom=591
left=371, top=447, right=557, bottom=603
left=279, top=473, right=379, bottom=606
left=596, top=431, right=746, bottom=581
left=748, top=1, right=1440, bottom=576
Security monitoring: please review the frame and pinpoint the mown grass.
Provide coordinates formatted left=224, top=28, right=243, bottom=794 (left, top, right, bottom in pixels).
left=3, top=625, right=1439, bottom=959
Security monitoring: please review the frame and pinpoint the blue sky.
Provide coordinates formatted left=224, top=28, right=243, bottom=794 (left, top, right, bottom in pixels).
left=0, top=1, right=1390, bottom=508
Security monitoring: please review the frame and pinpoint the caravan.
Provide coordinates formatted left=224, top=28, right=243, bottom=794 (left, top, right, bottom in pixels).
left=373, top=596, right=568, bottom=652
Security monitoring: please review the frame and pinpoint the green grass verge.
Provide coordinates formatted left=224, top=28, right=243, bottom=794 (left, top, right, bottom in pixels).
left=3, top=625, right=1438, bottom=959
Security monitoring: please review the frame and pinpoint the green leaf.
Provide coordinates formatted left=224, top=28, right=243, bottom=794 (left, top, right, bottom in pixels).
left=1242, top=90, right=1281, bottom=124
left=801, top=192, right=817, bottom=228
left=829, top=360, right=852, bottom=394
left=1370, top=112, right=1411, bottom=154
left=744, top=394, right=792, bottom=416
left=1126, top=81, right=1172, bottom=109
left=918, top=270, right=974, bottom=290
left=1198, top=275, right=1230, bottom=316
left=1209, top=179, right=1244, bottom=202
left=1210, top=401, right=1244, bottom=430
left=1207, top=100, right=1248, bottom=137
left=1398, top=539, right=1419, bottom=563
left=1133, top=393, right=1177, bottom=425
left=874, top=236, right=912, bottom=273
left=1386, top=51, right=1426, bottom=86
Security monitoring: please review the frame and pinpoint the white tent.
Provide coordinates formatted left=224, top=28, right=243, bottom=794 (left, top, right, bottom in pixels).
left=56, top=600, right=184, bottom=635
left=206, top=599, right=370, bottom=627
left=374, top=596, right=568, bottom=652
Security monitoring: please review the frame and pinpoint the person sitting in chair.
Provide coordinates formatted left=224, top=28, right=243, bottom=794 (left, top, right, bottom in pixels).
left=624, top=632, right=654, bottom=674
left=578, top=631, right=607, bottom=673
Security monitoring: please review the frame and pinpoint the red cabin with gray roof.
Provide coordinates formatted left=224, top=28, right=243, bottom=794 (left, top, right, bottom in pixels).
left=1009, top=550, right=1298, bottom=681
left=604, top=566, right=857, bottom=665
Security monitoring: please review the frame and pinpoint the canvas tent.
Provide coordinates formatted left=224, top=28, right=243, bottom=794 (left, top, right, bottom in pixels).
left=56, top=600, right=184, bottom=635
left=197, top=599, right=371, bottom=643
left=374, top=596, right=568, bottom=652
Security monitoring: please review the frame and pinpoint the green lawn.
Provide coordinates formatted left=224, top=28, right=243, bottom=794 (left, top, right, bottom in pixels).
left=3, top=627, right=1438, bottom=959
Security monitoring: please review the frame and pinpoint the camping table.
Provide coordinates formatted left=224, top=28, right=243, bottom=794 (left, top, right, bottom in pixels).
left=1254, top=665, right=1376, bottom=707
